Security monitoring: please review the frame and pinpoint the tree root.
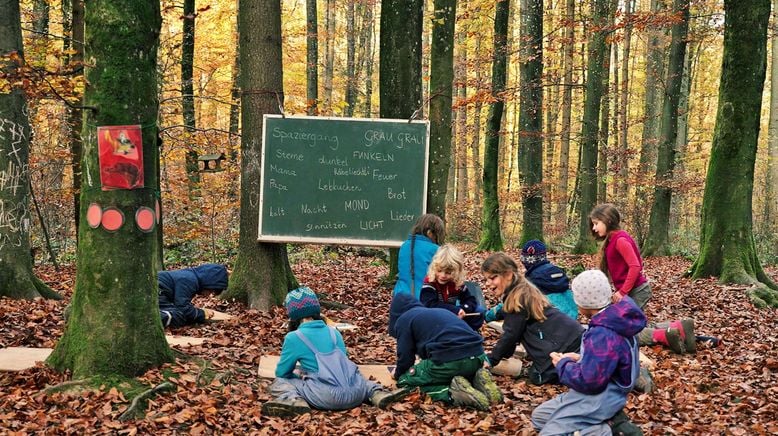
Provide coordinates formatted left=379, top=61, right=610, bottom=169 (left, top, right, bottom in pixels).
left=41, top=379, right=89, bottom=394
left=119, top=381, right=175, bottom=421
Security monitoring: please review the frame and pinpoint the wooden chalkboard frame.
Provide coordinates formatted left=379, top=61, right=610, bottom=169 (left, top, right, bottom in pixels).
left=258, top=115, right=430, bottom=247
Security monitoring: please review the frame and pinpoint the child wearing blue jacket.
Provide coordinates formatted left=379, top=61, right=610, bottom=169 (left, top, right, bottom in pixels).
left=263, top=287, right=407, bottom=417
left=389, top=292, right=502, bottom=410
left=393, top=214, right=445, bottom=299
left=158, top=263, right=228, bottom=327
left=531, top=270, right=645, bottom=435
left=484, top=240, right=578, bottom=322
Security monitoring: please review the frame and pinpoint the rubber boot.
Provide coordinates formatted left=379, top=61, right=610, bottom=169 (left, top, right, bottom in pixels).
left=652, top=328, right=685, bottom=354
left=608, top=410, right=643, bottom=436
left=670, top=319, right=696, bottom=354
left=262, top=397, right=311, bottom=417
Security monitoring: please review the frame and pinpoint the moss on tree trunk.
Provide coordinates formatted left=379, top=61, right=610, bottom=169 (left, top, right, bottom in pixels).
left=689, top=0, right=778, bottom=298
left=0, top=0, right=59, bottom=300
left=47, top=0, right=173, bottom=377
left=573, top=0, right=610, bottom=254
left=477, top=0, right=509, bottom=252
left=643, top=0, right=689, bottom=257
left=219, top=0, right=298, bottom=309
left=426, top=0, right=455, bottom=220
left=518, top=0, right=544, bottom=245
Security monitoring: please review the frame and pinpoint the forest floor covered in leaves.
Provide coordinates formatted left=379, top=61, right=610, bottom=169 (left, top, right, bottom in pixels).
left=1, top=244, right=777, bottom=435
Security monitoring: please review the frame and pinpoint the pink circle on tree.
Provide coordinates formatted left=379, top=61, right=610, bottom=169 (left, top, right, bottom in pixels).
left=135, top=207, right=155, bottom=232
left=101, top=208, right=124, bottom=232
left=86, top=203, right=102, bottom=228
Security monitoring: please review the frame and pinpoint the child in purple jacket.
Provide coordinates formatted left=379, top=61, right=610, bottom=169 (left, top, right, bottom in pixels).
left=531, top=270, right=645, bottom=435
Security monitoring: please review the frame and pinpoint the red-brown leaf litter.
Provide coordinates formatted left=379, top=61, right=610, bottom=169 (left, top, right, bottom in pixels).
left=1, top=245, right=777, bottom=434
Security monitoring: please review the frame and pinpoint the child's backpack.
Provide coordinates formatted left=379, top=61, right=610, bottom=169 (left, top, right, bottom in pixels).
left=294, top=328, right=370, bottom=410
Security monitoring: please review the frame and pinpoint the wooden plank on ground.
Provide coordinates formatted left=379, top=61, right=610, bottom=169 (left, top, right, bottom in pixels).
left=0, top=347, right=53, bottom=371
left=258, top=355, right=396, bottom=388
left=165, top=335, right=206, bottom=347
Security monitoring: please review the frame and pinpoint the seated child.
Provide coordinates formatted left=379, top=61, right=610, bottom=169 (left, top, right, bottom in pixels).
left=420, top=244, right=483, bottom=331
left=158, top=263, right=228, bottom=327
left=531, top=270, right=645, bottom=435
left=262, top=287, right=407, bottom=416
left=484, top=241, right=578, bottom=322
left=481, top=253, right=584, bottom=385
left=520, top=240, right=578, bottom=320
left=389, top=292, right=502, bottom=410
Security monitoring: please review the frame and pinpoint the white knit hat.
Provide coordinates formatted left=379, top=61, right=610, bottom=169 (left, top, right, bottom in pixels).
left=572, top=270, right=612, bottom=309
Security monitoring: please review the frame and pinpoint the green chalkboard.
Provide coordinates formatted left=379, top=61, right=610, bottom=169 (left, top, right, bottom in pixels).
left=258, top=115, right=430, bottom=247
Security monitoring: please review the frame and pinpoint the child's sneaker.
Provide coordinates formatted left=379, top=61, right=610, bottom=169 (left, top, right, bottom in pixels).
left=680, top=319, right=696, bottom=354
left=449, top=376, right=490, bottom=411
left=472, top=368, right=503, bottom=404
left=665, top=328, right=686, bottom=354
left=607, top=409, right=643, bottom=436
left=369, top=386, right=413, bottom=409
left=261, top=398, right=311, bottom=417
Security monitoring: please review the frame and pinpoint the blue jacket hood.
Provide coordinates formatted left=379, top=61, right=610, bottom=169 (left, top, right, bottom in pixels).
left=192, top=264, right=229, bottom=292
left=590, top=297, right=646, bottom=337
left=525, top=261, right=570, bottom=294
left=389, top=292, right=424, bottom=338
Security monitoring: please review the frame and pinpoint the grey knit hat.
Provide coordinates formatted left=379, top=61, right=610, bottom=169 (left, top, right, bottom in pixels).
left=572, top=270, right=612, bottom=309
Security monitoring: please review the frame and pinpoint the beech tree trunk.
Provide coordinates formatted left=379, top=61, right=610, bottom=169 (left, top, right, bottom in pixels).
left=220, top=0, right=298, bottom=309
left=182, top=0, right=200, bottom=192
left=323, top=0, right=335, bottom=115
left=573, top=0, right=610, bottom=254
left=518, top=0, right=543, bottom=244
left=380, top=0, right=423, bottom=278
left=0, top=0, right=59, bottom=300
left=478, top=0, right=509, bottom=251
left=64, top=0, right=84, bottom=240
left=616, top=0, right=633, bottom=202
left=47, top=0, right=171, bottom=377
left=306, top=0, right=319, bottom=115
left=689, top=0, right=777, bottom=297
left=427, top=0, right=456, bottom=218
left=556, top=0, right=575, bottom=229
left=643, top=0, right=689, bottom=256
left=345, top=1, right=356, bottom=116
left=765, top=0, right=778, bottom=235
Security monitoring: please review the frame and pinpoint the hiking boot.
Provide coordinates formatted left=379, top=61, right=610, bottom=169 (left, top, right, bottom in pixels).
left=472, top=368, right=503, bottom=405
left=607, top=410, right=643, bottom=436
left=633, top=367, right=654, bottom=394
left=665, top=328, right=686, bottom=354
left=369, top=387, right=412, bottom=409
left=261, top=398, right=311, bottom=417
left=449, top=376, right=490, bottom=411
left=680, top=319, right=696, bottom=354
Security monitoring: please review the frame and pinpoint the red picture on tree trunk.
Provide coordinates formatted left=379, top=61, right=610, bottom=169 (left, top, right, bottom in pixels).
left=98, top=125, right=144, bottom=190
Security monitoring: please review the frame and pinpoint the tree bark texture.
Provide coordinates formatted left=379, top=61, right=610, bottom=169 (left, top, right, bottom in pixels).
left=765, top=0, right=778, bottom=234
left=573, top=0, right=610, bottom=254
left=427, top=0, right=456, bottom=219
left=306, top=0, right=319, bottom=115
left=65, top=0, right=85, bottom=240
left=220, top=0, right=298, bottom=309
left=478, top=0, right=509, bottom=251
left=345, top=1, right=356, bottom=116
left=689, top=0, right=777, bottom=292
left=634, top=0, right=668, bottom=245
left=556, top=0, right=575, bottom=229
left=643, top=0, right=688, bottom=257
left=616, top=0, right=633, bottom=202
left=323, top=0, right=335, bottom=115
left=47, top=0, right=172, bottom=377
left=518, top=0, right=543, bottom=244
left=182, top=0, right=200, bottom=192
left=380, top=0, right=423, bottom=278
left=0, top=0, right=59, bottom=300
